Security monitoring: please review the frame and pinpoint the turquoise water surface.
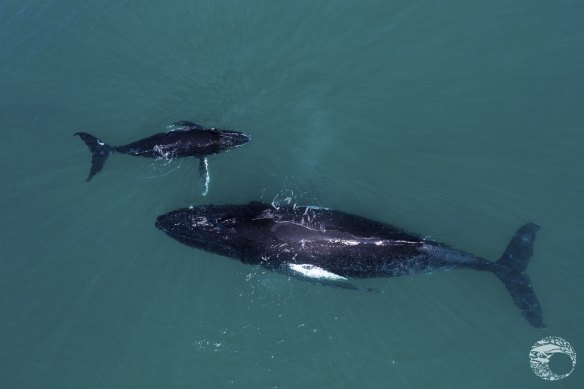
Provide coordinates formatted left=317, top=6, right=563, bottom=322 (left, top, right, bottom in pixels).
left=1, top=1, right=583, bottom=388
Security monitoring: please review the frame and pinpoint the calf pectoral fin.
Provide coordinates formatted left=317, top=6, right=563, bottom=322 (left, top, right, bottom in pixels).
left=198, top=157, right=210, bottom=196
left=284, top=263, right=361, bottom=291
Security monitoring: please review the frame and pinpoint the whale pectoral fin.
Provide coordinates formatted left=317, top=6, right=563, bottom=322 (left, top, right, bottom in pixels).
left=283, top=263, right=362, bottom=291
left=198, top=157, right=210, bottom=196
left=173, top=120, right=204, bottom=129
left=288, top=263, right=348, bottom=281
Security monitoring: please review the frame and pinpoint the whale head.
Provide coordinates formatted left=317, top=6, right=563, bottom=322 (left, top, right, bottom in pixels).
left=155, top=202, right=270, bottom=258
left=214, top=129, right=251, bottom=150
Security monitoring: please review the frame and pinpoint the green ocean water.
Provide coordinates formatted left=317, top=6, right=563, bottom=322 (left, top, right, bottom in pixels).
left=1, top=1, right=583, bottom=388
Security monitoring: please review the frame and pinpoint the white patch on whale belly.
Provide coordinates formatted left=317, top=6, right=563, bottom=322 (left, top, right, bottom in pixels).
left=288, top=263, right=347, bottom=281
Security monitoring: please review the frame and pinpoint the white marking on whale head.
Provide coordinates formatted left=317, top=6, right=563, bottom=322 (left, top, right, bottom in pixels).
left=288, top=263, right=347, bottom=281
left=192, top=216, right=212, bottom=228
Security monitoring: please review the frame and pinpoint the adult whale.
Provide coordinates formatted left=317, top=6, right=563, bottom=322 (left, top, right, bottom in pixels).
left=74, top=121, right=250, bottom=195
left=156, top=201, right=545, bottom=328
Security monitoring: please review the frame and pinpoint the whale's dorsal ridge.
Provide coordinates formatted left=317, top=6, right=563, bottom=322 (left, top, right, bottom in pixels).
left=172, top=120, right=205, bottom=129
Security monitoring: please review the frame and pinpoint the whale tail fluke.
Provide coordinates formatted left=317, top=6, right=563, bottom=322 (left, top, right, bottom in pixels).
left=493, top=223, right=544, bottom=328
left=74, top=132, right=114, bottom=182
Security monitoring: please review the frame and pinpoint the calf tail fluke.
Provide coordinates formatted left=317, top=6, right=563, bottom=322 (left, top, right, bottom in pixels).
left=74, top=132, right=113, bottom=182
left=493, top=223, right=544, bottom=328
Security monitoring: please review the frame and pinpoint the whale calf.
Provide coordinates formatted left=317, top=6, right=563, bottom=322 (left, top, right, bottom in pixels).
left=75, top=121, right=250, bottom=195
left=156, top=201, right=545, bottom=328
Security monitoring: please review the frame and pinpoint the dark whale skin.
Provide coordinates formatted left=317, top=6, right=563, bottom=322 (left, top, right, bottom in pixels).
left=156, top=201, right=545, bottom=328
